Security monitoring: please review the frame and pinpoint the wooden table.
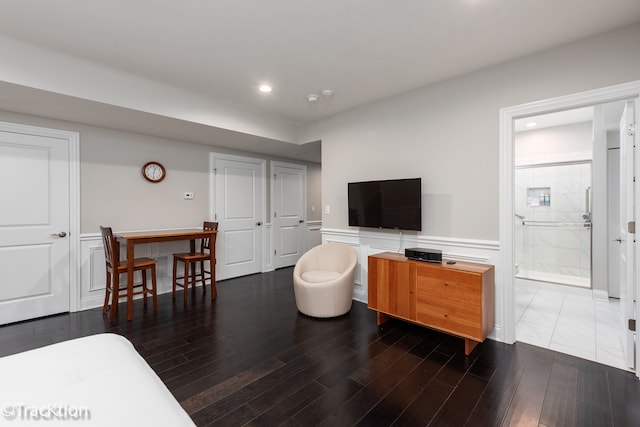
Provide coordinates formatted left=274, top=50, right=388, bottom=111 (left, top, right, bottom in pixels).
left=115, top=229, right=218, bottom=320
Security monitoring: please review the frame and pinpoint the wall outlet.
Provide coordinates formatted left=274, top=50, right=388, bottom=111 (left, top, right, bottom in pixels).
left=184, top=192, right=194, bottom=200
left=325, top=205, right=331, bottom=214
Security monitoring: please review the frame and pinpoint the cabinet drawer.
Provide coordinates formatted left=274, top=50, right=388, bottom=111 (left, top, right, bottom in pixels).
left=416, top=270, right=482, bottom=306
left=416, top=301, right=483, bottom=340
left=417, top=264, right=483, bottom=284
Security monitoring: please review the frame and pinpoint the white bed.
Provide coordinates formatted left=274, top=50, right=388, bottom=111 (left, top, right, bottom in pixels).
left=0, top=333, right=195, bottom=426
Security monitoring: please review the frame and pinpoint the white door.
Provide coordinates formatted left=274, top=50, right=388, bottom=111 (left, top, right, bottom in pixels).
left=213, top=155, right=264, bottom=280
left=0, top=124, right=71, bottom=325
left=272, top=162, right=306, bottom=269
left=608, top=147, right=621, bottom=298
left=619, top=100, right=637, bottom=370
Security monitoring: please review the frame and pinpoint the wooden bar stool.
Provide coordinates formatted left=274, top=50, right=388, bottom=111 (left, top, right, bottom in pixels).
left=172, top=221, right=218, bottom=303
left=100, top=226, right=158, bottom=321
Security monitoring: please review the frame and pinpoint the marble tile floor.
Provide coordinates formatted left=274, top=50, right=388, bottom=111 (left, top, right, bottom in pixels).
left=516, top=282, right=632, bottom=372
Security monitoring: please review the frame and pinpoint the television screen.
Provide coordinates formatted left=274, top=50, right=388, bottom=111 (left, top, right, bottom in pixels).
left=348, top=178, right=422, bottom=231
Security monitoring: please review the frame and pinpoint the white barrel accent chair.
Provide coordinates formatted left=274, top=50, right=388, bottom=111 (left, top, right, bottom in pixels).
left=293, top=242, right=357, bottom=318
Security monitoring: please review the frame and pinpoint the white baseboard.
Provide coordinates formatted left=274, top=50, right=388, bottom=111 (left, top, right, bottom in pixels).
left=79, top=224, right=324, bottom=311
left=80, top=233, right=202, bottom=311
left=321, top=228, right=503, bottom=342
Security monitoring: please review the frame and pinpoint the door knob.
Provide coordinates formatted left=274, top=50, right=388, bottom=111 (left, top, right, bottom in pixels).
left=615, top=238, right=623, bottom=243
left=299, top=220, right=304, bottom=223
left=51, top=231, right=67, bottom=238
left=256, top=221, right=263, bottom=226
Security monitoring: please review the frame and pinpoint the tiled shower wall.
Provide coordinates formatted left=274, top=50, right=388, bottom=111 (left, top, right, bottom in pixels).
left=514, top=162, right=592, bottom=282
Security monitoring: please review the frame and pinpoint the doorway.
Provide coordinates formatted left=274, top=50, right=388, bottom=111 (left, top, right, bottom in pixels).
left=210, top=152, right=266, bottom=281
left=512, top=106, right=629, bottom=368
left=0, top=121, right=80, bottom=325
left=499, top=80, right=640, bottom=376
left=271, top=161, right=307, bottom=269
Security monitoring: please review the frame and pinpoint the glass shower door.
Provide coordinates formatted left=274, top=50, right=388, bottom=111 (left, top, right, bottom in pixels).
left=514, top=161, right=592, bottom=288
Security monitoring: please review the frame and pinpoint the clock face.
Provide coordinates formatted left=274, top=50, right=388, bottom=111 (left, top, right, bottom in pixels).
left=142, top=161, right=166, bottom=183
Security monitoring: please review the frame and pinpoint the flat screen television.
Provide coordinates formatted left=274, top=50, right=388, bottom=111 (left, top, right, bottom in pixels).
left=348, top=178, right=422, bottom=231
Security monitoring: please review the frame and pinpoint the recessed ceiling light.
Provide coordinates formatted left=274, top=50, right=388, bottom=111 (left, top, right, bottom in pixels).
left=321, top=89, right=334, bottom=98
left=259, top=84, right=272, bottom=93
left=307, top=94, right=319, bottom=102
left=526, top=122, right=537, bottom=128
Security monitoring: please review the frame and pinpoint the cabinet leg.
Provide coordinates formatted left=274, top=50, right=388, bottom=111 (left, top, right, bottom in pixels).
left=464, top=338, right=479, bottom=356
left=376, top=312, right=390, bottom=326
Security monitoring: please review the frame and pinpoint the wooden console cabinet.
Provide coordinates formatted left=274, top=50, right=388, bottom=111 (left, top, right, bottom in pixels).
left=368, top=252, right=495, bottom=355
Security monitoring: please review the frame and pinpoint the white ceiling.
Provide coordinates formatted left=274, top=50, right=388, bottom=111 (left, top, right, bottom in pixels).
left=0, top=1, right=639, bottom=161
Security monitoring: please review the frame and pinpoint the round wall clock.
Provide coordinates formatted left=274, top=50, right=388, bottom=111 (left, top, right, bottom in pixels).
left=142, top=161, right=166, bottom=183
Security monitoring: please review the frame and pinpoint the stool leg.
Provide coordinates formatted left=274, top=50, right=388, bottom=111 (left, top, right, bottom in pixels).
left=172, top=257, right=178, bottom=299
left=151, top=265, right=157, bottom=312
left=110, top=272, right=120, bottom=321
left=142, top=269, right=148, bottom=306
left=103, top=271, right=111, bottom=314
left=200, top=260, right=206, bottom=294
left=191, top=260, right=197, bottom=294
left=184, top=261, right=190, bottom=304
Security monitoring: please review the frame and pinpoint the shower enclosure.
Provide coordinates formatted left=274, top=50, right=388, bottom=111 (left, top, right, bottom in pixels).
left=514, top=161, right=592, bottom=288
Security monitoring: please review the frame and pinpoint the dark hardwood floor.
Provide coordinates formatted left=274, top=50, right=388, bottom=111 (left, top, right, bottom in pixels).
left=2, top=267, right=639, bottom=426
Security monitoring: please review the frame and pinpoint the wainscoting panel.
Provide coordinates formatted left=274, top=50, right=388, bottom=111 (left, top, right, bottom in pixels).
left=321, top=228, right=503, bottom=342
left=80, top=234, right=177, bottom=311
left=307, top=220, right=323, bottom=249
left=79, top=224, right=321, bottom=311
left=80, top=235, right=107, bottom=310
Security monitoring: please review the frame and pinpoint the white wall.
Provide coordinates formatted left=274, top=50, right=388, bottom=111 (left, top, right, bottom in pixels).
left=303, top=23, right=640, bottom=344
left=307, top=165, right=322, bottom=222
left=0, top=110, right=321, bottom=234
left=0, top=110, right=322, bottom=310
left=305, top=23, right=640, bottom=242
left=515, top=121, right=593, bottom=165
